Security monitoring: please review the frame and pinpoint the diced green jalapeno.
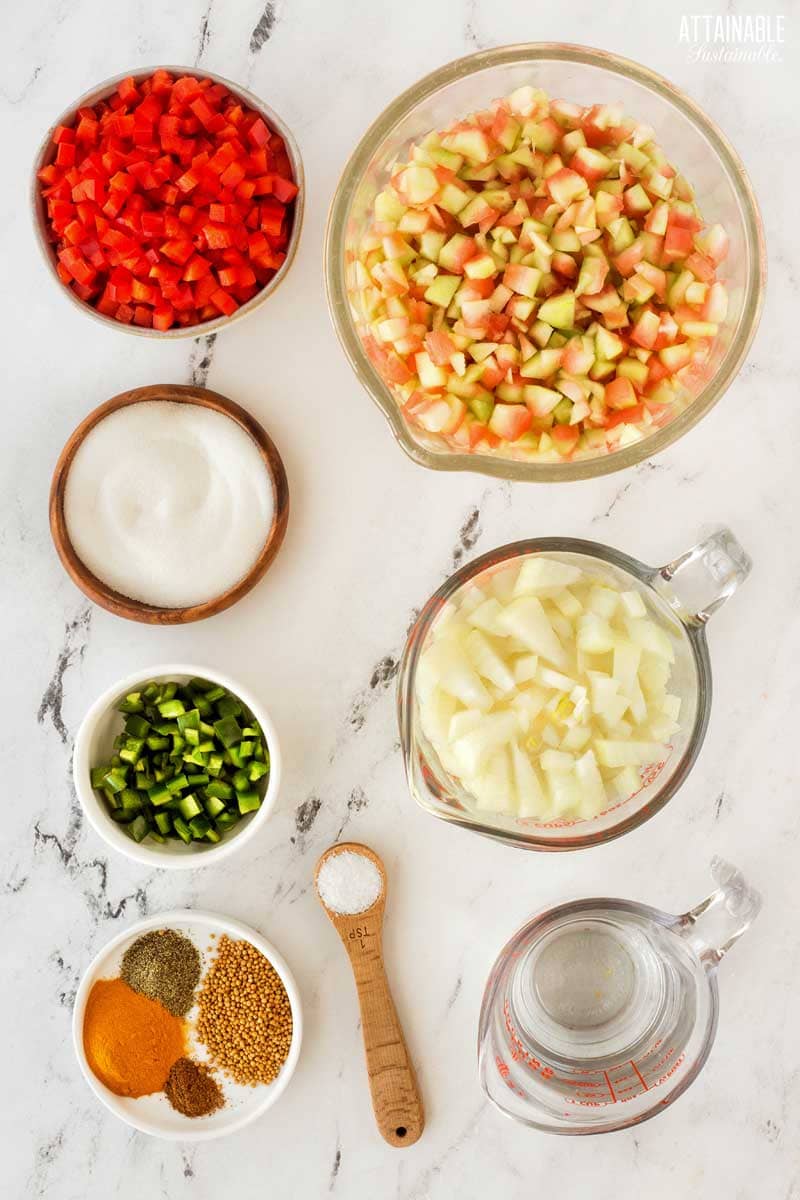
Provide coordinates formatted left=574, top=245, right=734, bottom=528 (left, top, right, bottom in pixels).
left=92, top=678, right=268, bottom=847
left=91, top=765, right=109, bottom=789
left=188, top=814, right=211, bottom=838
left=178, top=794, right=203, bottom=820
left=173, top=816, right=192, bottom=844
left=177, top=708, right=200, bottom=732
left=204, top=795, right=227, bottom=819
left=127, top=815, right=150, bottom=843
left=103, top=768, right=128, bottom=794
left=148, top=782, right=172, bottom=807
left=119, top=737, right=146, bottom=765
left=124, top=714, right=151, bottom=738
left=215, top=811, right=240, bottom=831
left=154, top=812, right=173, bottom=835
left=237, top=791, right=261, bottom=814
left=215, top=694, right=242, bottom=718
left=206, top=780, right=233, bottom=800
left=213, top=715, right=242, bottom=747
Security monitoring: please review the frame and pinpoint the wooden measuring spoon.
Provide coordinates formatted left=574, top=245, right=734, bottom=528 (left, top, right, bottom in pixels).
left=315, top=842, right=424, bottom=1147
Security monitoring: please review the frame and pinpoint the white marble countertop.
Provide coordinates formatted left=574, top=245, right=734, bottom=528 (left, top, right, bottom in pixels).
left=3, top=0, right=797, bottom=1195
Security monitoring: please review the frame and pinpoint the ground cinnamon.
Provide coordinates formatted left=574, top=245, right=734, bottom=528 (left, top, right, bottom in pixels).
left=83, top=976, right=185, bottom=1097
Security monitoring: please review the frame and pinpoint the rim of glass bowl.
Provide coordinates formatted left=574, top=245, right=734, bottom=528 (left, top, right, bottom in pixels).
left=325, top=43, right=766, bottom=482
left=397, top=537, right=712, bottom=850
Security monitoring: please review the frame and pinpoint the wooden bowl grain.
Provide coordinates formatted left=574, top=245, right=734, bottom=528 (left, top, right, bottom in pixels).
left=49, top=383, right=289, bottom=624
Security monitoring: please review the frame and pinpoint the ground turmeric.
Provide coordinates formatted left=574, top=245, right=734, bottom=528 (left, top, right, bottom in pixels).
left=83, top=976, right=186, bottom=1097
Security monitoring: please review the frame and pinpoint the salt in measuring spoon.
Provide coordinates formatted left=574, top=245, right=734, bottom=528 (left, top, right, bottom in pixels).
left=315, top=842, right=424, bottom=1147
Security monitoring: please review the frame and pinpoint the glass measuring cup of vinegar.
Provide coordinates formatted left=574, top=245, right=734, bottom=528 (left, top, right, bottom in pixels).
left=478, top=858, right=762, bottom=1133
left=397, top=529, right=751, bottom=850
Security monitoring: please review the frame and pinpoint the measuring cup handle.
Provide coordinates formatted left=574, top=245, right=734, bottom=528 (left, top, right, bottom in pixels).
left=678, top=857, right=762, bottom=966
left=652, top=528, right=751, bottom=626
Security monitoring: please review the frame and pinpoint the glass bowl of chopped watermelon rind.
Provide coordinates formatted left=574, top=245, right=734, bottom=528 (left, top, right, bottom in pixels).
left=325, top=44, right=765, bottom=480
left=31, top=66, right=304, bottom=338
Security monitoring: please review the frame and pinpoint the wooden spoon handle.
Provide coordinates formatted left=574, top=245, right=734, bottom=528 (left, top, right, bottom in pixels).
left=347, top=932, right=424, bottom=1147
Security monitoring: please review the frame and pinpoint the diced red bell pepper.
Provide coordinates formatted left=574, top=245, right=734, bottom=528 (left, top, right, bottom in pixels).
left=208, top=141, right=238, bottom=174
left=152, top=303, right=175, bottom=330
left=203, top=222, right=234, bottom=249
left=218, top=265, right=256, bottom=289
left=210, top=287, right=238, bottom=316
left=151, top=69, right=174, bottom=96
left=183, top=255, right=212, bottom=281
left=131, top=278, right=157, bottom=303
left=96, top=292, right=117, bottom=316
left=141, top=211, right=165, bottom=238
left=108, top=267, right=133, bottom=303
left=193, top=274, right=219, bottom=307
left=75, top=116, right=98, bottom=144
left=271, top=175, right=298, bottom=204
left=38, top=69, right=298, bottom=328
left=160, top=239, right=194, bottom=265
left=176, top=168, right=200, bottom=193
left=117, top=77, right=140, bottom=104
left=136, top=94, right=163, bottom=124
left=56, top=142, right=77, bottom=167
left=58, top=246, right=96, bottom=286
left=247, top=117, right=270, bottom=148
left=259, top=198, right=284, bottom=236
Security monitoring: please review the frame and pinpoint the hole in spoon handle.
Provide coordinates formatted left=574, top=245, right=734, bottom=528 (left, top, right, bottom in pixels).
left=352, top=950, right=425, bottom=1147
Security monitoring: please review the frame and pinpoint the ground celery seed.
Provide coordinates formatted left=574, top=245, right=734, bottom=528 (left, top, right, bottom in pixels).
left=120, top=928, right=201, bottom=1017
left=195, top=935, right=292, bottom=1086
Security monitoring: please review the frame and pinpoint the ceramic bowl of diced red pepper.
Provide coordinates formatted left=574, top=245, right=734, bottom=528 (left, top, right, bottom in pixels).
left=32, top=67, right=303, bottom=336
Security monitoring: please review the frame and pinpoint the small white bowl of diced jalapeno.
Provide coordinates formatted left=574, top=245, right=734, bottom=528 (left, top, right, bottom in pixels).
left=73, top=664, right=281, bottom=868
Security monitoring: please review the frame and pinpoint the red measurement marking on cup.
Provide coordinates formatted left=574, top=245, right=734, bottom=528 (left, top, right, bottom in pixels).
left=630, top=1060, right=649, bottom=1091
left=501, top=1000, right=552, bottom=1079
left=498, top=1000, right=683, bottom=1106
left=495, top=1055, right=525, bottom=1098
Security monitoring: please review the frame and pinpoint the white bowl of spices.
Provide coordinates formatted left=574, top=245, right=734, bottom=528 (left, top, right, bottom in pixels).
left=73, top=664, right=281, bottom=868
left=73, top=910, right=302, bottom=1140
left=49, top=383, right=289, bottom=624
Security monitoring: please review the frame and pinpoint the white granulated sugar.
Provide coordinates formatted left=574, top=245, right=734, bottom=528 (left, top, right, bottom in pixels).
left=317, top=851, right=383, bottom=915
left=64, top=401, right=273, bottom=609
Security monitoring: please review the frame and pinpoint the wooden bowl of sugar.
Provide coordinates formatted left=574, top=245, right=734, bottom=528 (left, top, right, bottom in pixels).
left=49, top=384, right=289, bottom=624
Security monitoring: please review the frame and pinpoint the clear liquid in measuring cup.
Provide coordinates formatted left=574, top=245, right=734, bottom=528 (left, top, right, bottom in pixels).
left=480, top=860, right=760, bottom=1133
left=481, top=906, right=711, bottom=1125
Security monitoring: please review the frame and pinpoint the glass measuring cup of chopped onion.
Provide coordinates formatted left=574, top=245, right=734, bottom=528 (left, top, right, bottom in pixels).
left=397, top=529, right=750, bottom=850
